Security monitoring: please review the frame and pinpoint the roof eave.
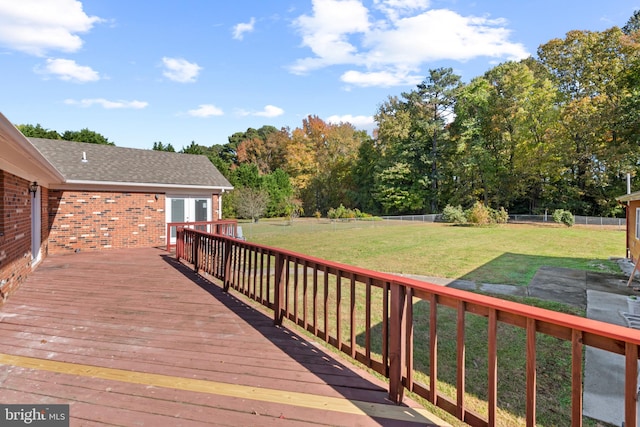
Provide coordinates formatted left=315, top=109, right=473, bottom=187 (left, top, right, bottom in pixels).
left=616, top=191, right=640, bottom=202
left=51, top=179, right=234, bottom=193
left=0, top=113, right=65, bottom=184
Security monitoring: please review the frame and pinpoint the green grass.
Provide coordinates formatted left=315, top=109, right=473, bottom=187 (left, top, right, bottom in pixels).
left=245, top=219, right=625, bottom=286
left=234, top=218, right=624, bottom=426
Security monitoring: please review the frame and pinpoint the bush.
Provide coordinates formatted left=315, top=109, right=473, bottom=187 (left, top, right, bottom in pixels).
left=327, top=204, right=373, bottom=221
left=442, top=204, right=467, bottom=224
left=553, top=209, right=575, bottom=227
left=466, top=201, right=492, bottom=225
left=492, top=207, right=509, bottom=224
left=442, top=203, right=508, bottom=226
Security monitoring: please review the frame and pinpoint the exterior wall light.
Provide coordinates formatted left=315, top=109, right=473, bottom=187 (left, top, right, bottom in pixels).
left=29, top=182, right=39, bottom=196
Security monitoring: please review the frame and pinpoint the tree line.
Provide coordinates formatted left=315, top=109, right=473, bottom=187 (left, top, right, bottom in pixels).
left=18, top=11, right=640, bottom=219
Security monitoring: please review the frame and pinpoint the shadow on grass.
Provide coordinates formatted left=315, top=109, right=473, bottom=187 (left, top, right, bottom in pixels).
left=457, top=252, right=620, bottom=286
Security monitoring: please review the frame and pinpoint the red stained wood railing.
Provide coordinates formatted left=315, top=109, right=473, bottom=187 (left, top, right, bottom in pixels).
left=175, top=228, right=640, bottom=427
left=166, top=220, right=237, bottom=251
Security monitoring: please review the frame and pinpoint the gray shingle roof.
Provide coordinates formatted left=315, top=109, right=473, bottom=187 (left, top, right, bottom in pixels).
left=28, top=138, right=232, bottom=188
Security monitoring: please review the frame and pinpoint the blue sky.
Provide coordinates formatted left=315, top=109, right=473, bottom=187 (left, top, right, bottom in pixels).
left=0, top=0, right=637, bottom=150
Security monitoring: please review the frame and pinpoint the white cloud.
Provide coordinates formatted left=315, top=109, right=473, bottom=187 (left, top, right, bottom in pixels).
left=64, top=98, right=148, bottom=109
left=0, top=0, right=102, bottom=56
left=161, top=57, right=202, bottom=83
left=326, top=114, right=374, bottom=127
left=254, top=105, right=284, bottom=117
left=232, top=17, right=256, bottom=40
left=341, top=69, right=422, bottom=87
left=236, top=105, right=284, bottom=118
left=187, top=104, right=224, bottom=117
left=290, top=0, right=529, bottom=86
left=37, top=58, right=100, bottom=82
left=291, top=0, right=371, bottom=73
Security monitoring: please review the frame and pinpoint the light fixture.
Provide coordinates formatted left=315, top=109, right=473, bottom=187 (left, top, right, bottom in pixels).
left=29, top=181, right=38, bottom=196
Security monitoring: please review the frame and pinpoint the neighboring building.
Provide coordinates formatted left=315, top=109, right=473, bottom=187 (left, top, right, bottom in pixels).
left=616, top=191, right=640, bottom=261
left=0, top=112, right=232, bottom=303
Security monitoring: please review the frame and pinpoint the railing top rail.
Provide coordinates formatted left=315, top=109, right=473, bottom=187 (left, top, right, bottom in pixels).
left=181, top=228, right=640, bottom=349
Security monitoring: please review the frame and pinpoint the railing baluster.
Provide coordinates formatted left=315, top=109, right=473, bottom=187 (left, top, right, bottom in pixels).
left=350, top=272, right=356, bottom=359
left=526, top=318, right=537, bottom=427
left=313, top=265, right=318, bottom=336
left=382, top=281, right=389, bottom=376
left=284, top=256, right=290, bottom=319
left=336, top=270, right=342, bottom=352
left=223, top=238, right=232, bottom=292
left=294, top=258, right=299, bottom=324
left=488, top=309, right=498, bottom=427
left=303, top=260, right=308, bottom=330
left=258, top=249, right=264, bottom=304
left=365, top=277, right=372, bottom=367
left=324, top=268, right=329, bottom=343
left=273, top=253, right=285, bottom=326
left=457, top=300, right=466, bottom=421
left=571, top=329, right=583, bottom=427
left=429, top=293, right=438, bottom=405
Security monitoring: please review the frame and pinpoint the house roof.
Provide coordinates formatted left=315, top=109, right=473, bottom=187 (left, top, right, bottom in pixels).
left=617, top=191, right=640, bottom=202
left=28, top=138, right=232, bottom=191
left=0, top=113, right=63, bottom=185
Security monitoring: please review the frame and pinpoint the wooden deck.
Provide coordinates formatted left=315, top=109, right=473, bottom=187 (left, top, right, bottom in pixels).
left=0, top=247, right=448, bottom=426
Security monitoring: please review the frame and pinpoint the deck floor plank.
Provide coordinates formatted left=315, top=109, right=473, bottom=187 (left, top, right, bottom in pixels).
left=0, top=247, right=446, bottom=426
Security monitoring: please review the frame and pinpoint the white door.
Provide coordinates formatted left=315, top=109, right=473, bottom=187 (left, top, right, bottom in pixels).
left=167, top=196, right=211, bottom=243
left=31, top=186, right=42, bottom=265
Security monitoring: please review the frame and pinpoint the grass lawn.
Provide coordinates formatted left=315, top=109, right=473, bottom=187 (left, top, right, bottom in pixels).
left=234, top=218, right=625, bottom=426
left=244, top=219, right=626, bottom=286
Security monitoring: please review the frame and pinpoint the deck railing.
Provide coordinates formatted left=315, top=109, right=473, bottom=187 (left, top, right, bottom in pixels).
left=175, top=227, right=640, bottom=427
left=166, top=220, right=237, bottom=251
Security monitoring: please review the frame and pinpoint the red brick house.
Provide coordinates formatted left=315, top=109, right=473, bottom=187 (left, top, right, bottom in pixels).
left=0, top=112, right=232, bottom=303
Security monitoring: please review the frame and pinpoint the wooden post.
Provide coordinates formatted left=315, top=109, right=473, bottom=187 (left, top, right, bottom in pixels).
left=625, top=343, right=638, bottom=427
left=388, top=281, right=407, bottom=404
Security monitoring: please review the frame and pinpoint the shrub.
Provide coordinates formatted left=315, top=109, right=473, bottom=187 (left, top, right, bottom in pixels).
left=553, top=209, right=575, bottom=227
left=466, top=201, right=492, bottom=225
left=442, top=204, right=467, bottom=224
left=491, top=207, right=509, bottom=224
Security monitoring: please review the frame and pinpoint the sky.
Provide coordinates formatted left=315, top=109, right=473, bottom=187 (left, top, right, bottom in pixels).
left=0, top=0, right=638, bottom=150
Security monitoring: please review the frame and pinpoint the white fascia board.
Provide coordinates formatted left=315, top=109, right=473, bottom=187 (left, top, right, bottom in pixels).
left=0, top=113, right=64, bottom=184
left=50, top=180, right=234, bottom=193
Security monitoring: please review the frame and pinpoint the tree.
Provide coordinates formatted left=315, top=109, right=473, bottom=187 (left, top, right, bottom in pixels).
left=152, top=141, right=175, bottom=152
left=623, top=10, right=640, bottom=35
left=16, top=123, right=61, bottom=139
left=538, top=27, right=640, bottom=214
left=234, top=187, right=269, bottom=222
left=62, top=128, right=113, bottom=145
left=180, top=141, right=204, bottom=155
left=261, top=168, right=294, bottom=217
left=404, top=68, right=462, bottom=212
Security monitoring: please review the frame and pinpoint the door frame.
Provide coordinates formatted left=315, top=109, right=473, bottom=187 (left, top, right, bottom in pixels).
left=31, top=186, right=42, bottom=265
left=166, top=194, right=212, bottom=244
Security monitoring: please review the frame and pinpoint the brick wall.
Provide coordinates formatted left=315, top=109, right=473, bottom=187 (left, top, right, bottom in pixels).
left=48, top=190, right=167, bottom=254
left=0, top=171, right=48, bottom=302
